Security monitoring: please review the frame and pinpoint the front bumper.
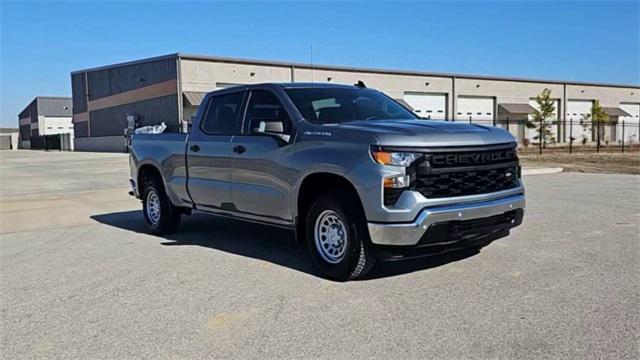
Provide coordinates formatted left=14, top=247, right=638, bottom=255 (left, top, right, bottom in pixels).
left=368, top=194, right=525, bottom=246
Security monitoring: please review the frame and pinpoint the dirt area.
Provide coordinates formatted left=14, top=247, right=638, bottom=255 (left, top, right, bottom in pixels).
left=519, top=151, right=640, bottom=175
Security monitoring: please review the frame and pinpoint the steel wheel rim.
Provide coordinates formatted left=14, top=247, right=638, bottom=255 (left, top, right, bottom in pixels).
left=146, top=190, right=161, bottom=225
left=314, top=210, right=348, bottom=264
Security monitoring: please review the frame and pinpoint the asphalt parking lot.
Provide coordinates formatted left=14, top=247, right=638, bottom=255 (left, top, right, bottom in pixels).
left=1, top=151, right=638, bottom=359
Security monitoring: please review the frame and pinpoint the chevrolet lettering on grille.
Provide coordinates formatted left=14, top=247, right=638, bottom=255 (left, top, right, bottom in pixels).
left=430, top=151, right=515, bottom=167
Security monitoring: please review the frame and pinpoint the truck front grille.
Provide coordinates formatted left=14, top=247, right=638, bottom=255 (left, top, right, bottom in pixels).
left=415, top=166, right=518, bottom=198
left=412, top=145, right=519, bottom=199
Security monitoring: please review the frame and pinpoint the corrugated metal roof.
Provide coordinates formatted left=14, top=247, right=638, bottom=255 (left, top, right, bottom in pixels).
left=183, top=92, right=207, bottom=107
left=498, top=103, right=537, bottom=114
left=70, top=52, right=640, bottom=89
left=603, top=107, right=632, bottom=117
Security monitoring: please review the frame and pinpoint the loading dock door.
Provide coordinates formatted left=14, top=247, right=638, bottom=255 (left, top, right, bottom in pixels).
left=567, top=100, right=593, bottom=143
left=457, top=96, right=495, bottom=123
left=619, top=103, right=640, bottom=143
left=403, top=93, right=447, bottom=120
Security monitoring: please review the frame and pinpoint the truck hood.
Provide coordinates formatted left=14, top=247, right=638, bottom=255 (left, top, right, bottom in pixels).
left=339, top=119, right=516, bottom=147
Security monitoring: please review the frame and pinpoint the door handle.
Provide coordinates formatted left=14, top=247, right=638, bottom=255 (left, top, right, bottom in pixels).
left=233, top=145, right=246, bottom=154
left=190, top=144, right=200, bottom=152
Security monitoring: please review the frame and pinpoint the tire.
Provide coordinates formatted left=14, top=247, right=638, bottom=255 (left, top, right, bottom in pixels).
left=142, top=177, right=181, bottom=235
left=305, top=190, right=376, bottom=281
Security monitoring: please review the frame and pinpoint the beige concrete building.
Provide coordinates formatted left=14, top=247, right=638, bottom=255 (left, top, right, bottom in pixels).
left=70, top=53, right=640, bottom=152
left=0, top=128, right=19, bottom=150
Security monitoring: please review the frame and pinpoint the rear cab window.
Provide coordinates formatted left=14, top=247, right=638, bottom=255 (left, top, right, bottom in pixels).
left=201, top=91, right=245, bottom=135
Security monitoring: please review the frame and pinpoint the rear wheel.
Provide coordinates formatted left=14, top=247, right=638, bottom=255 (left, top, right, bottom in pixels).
left=142, top=178, right=181, bottom=235
left=305, top=191, right=376, bottom=281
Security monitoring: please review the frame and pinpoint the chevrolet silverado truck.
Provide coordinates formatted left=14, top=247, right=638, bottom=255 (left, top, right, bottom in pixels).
left=129, top=83, right=525, bottom=280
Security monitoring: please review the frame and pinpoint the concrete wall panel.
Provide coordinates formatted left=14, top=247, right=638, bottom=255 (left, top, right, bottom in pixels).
left=180, top=59, right=293, bottom=93
left=74, top=135, right=126, bottom=152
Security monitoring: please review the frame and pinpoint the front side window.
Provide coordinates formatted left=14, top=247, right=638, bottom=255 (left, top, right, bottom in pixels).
left=201, top=92, right=244, bottom=135
left=244, top=90, right=291, bottom=133
left=285, top=87, right=417, bottom=124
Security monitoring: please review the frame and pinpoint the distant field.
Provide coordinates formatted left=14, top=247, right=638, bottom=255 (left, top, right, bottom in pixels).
left=519, top=152, right=640, bottom=175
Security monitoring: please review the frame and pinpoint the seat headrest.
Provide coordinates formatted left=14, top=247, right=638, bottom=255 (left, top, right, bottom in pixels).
left=317, top=107, right=342, bottom=124
left=219, top=106, right=235, bottom=122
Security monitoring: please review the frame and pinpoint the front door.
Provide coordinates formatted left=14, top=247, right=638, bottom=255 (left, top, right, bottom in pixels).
left=187, top=91, right=245, bottom=211
left=229, top=89, right=294, bottom=222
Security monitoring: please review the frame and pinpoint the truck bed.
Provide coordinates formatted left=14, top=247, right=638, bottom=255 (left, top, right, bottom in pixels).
left=130, top=132, right=190, bottom=207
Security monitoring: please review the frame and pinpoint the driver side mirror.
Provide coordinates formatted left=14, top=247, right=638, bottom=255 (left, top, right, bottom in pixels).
left=250, top=118, right=290, bottom=143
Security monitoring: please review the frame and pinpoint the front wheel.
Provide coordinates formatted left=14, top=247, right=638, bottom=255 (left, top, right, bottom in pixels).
left=305, top=191, right=376, bottom=281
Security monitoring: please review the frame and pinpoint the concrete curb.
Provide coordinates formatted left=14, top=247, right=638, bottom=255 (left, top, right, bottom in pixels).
left=522, top=167, right=564, bottom=176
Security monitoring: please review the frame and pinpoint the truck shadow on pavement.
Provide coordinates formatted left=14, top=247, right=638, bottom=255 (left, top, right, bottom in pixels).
left=91, top=210, right=481, bottom=280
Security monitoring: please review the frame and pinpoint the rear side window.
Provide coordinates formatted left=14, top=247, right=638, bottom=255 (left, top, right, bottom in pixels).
left=201, top=92, right=244, bottom=135
left=244, top=90, right=291, bottom=134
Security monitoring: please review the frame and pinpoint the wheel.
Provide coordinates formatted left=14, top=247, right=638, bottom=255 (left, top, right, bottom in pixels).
left=305, top=190, right=376, bottom=281
left=142, top=177, right=181, bottom=235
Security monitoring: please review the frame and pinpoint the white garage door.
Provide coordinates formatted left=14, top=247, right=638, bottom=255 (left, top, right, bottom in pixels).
left=403, top=93, right=447, bottom=120
left=528, top=98, right=561, bottom=142
left=567, top=100, right=593, bottom=142
left=619, top=103, right=640, bottom=144
left=457, top=96, right=494, bottom=123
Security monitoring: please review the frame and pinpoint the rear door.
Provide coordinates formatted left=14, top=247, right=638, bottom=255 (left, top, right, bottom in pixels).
left=187, top=90, right=246, bottom=211
left=229, top=89, right=295, bottom=222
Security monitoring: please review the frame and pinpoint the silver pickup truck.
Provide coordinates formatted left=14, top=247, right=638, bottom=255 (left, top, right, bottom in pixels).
left=129, top=83, right=525, bottom=280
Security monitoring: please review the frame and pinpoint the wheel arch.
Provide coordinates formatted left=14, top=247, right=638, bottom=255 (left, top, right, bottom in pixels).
left=137, top=163, right=165, bottom=195
left=295, top=172, right=365, bottom=242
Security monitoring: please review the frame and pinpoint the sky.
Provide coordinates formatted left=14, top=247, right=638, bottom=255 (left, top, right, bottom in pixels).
left=1, top=0, right=639, bottom=128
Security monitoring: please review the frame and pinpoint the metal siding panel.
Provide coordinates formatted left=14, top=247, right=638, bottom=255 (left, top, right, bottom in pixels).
left=72, top=73, right=87, bottom=113
left=89, top=94, right=179, bottom=137
left=18, top=108, right=30, bottom=119
left=19, top=124, right=31, bottom=140
left=87, top=70, right=112, bottom=100
left=88, top=58, right=177, bottom=101
left=37, top=98, right=73, bottom=117
left=29, top=101, right=38, bottom=123
left=110, top=58, right=177, bottom=94
left=74, top=121, right=89, bottom=138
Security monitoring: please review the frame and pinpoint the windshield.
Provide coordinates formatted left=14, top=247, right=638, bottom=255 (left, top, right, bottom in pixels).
left=284, top=87, right=418, bottom=124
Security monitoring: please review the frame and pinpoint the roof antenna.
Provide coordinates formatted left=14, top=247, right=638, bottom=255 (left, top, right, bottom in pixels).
left=355, top=80, right=366, bottom=88
left=310, top=43, right=314, bottom=83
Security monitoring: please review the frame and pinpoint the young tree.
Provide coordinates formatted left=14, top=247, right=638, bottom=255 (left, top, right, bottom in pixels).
left=582, top=100, right=609, bottom=149
left=527, top=88, right=556, bottom=151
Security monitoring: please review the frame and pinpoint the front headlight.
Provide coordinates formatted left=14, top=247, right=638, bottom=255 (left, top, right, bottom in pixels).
left=371, top=148, right=422, bottom=167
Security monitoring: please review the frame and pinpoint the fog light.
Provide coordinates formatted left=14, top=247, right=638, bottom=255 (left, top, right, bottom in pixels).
left=384, top=175, right=410, bottom=188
